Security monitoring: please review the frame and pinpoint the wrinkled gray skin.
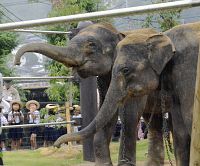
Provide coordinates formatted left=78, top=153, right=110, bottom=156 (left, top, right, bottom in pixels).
left=51, top=22, right=200, bottom=166
left=15, top=23, right=165, bottom=166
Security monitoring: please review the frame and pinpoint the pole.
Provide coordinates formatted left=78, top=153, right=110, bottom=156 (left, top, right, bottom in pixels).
left=0, top=0, right=200, bottom=31
left=12, top=29, right=71, bottom=34
left=65, top=102, right=72, bottom=146
left=189, top=50, right=200, bottom=165
left=2, top=76, right=73, bottom=80
left=1, top=121, right=71, bottom=129
left=80, top=77, right=98, bottom=162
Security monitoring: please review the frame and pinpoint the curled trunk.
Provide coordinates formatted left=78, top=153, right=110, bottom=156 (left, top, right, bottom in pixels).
left=54, top=82, right=124, bottom=147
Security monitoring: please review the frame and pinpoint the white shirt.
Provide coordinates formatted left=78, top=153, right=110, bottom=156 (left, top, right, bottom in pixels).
left=28, top=110, right=40, bottom=124
left=0, top=114, right=8, bottom=125
left=3, top=86, right=20, bottom=101
left=1, top=99, right=10, bottom=114
left=8, top=111, right=24, bottom=124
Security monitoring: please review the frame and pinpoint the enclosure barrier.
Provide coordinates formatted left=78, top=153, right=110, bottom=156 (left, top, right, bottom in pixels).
left=0, top=0, right=200, bottom=31
left=13, top=29, right=71, bottom=34
left=1, top=121, right=74, bottom=129
left=2, top=76, right=74, bottom=80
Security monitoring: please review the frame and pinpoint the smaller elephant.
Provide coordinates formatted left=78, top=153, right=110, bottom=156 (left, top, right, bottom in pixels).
left=54, top=21, right=200, bottom=166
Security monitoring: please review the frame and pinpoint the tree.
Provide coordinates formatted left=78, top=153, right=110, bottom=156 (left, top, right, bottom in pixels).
left=142, top=0, right=181, bottom=31
left=0, top=11, right=18, bottom=76
left=44, top=0, right=103, bottom=103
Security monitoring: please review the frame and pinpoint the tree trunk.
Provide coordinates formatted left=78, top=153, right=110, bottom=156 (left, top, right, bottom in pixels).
left=189, top=50, right=200, bottom=165
left=80, top=76, right=98, bottom=162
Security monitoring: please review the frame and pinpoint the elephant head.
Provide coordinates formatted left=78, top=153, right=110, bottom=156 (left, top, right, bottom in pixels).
left=54, top=32, right=175, bottom=146
left=14, top=23, right=123, bottom=78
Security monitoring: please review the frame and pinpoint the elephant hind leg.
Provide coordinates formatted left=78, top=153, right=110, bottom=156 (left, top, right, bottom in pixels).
left=171, top=104, right=190, bottom=166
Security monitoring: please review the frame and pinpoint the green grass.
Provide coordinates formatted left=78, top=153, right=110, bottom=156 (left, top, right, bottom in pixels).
left=2, top=140, right=174, bottom=166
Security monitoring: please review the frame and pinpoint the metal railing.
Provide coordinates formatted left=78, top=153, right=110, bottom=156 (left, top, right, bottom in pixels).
left=13, top=29, right=71, bottom=34
left=2, top=76, right=74, bottom=80
left=1, top=121, right=75, bottom=129
left=0, top=0, right=199, bottom=31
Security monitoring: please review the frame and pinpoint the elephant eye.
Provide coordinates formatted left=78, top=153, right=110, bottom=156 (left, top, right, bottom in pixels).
left=121, top=67, right=130, bottom=75
left=88, top=42, right=97, bottom=49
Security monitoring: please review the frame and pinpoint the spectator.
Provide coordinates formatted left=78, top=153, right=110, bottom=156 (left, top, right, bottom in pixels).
left=3, top=80, right=20, bottom=102
left=72, top=105, right=82, bottom=132
left=26, top=100, right=40, bottom=150
left=43, top=104, right=58, bottom=147
left=137, top=117, right=145, bottom=140
left=0, top=97, right=10, bottom=114
left=8, top=101, right=24, bottom=150
left=56, top=111, right=67, bottom=137
left=112, top=117, right=121, bottom=142
left=0, top=105, right=8, bottom=151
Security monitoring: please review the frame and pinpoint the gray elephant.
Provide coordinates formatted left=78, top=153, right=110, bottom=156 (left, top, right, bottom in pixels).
left=15, top=23, right=165, bottom=166
left=53, top=21, right=200, bottom=166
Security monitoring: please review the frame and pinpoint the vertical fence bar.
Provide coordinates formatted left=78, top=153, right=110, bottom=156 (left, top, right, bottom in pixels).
left=65, top=102, right=72, bottom=146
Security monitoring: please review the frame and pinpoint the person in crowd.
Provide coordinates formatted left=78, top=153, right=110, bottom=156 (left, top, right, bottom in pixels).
left=112, top=117, right=121, bottom=142
left=26, top=100, right=40, bottom=150
left=0, top=97, right=10, bottom=115
left=56, top=110, right=67, bottom=138
left=8, top=101, right=24, bottom=150
left=3, top=80, right=20, bottom=102
left=72, top=105, right=82, bottom=133
left=137, top=117, right=145, bottom=140
left=43, top=104, right=58, bottom=147
left=0, top=105, right=8, bottom=151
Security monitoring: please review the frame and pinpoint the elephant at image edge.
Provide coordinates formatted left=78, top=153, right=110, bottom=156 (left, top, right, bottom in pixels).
left=15, top=23, right=165, bottom=166
left=53, top=22, right=200, bottom=166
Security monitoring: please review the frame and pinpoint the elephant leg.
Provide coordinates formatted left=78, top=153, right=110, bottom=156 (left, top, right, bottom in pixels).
left=171, top=104, right=190, bottom=166
left=93, top=112, right=118, bottom=166
left=143, top=113, right=164, bottom=166
left=118, top=98, right=146, bottom=166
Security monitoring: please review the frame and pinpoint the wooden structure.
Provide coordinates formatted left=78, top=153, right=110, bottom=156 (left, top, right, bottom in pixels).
left=189, top=44, right=200, bottom=165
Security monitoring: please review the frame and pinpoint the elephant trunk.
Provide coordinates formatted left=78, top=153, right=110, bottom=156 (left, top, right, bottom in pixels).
left=54, top=81, right=125, bottom=147
left=14, top=43, right=80, bottom=67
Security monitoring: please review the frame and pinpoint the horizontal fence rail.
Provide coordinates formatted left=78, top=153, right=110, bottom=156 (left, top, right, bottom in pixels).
left=0, top=0, right=200, bottom=31
left=1, top=121, right=75, bottom=129
left=2, top=76, right=74, bottom=80
left=13, top=29, right=71, bottom=34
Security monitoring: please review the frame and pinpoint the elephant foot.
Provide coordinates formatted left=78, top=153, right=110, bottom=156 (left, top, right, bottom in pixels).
left=117, top=164, right=135, bottom=166
left=144, top=159, right=164, bottom=166
left=95, top=162, right=113, bottom=166
left=118, top=161, right=136, bottom=166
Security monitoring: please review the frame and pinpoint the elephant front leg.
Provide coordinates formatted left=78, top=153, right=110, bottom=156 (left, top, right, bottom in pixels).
left=118, top=98, right=146, bottom=166
left=93, top=113, right=118, bottom=166
left=143, top=114, right=164, bottom=166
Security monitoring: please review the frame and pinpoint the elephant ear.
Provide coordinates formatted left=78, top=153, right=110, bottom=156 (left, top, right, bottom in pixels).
left=146, top=34, right=175, bottom=75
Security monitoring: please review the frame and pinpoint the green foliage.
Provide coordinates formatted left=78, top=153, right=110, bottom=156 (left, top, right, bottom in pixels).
left=0, top=32, right=18, bottom=76
left=15, top=87, right=30, bottom=102
left=45, top=60, right=79, bottom=103
left=142, top=0, right=181, bottom=31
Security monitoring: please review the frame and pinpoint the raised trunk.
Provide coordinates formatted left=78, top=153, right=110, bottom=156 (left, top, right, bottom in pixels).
left=14, top=43, right=79, bottom=67
left=54, top=82, right=124, bottom=147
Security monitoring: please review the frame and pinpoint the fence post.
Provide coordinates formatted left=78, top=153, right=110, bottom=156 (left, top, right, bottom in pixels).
left=65, top=102, right=72, bottom=146
left=189, top=51, right=200, bottom=165
left=80, top=77, right=98, bottom=162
